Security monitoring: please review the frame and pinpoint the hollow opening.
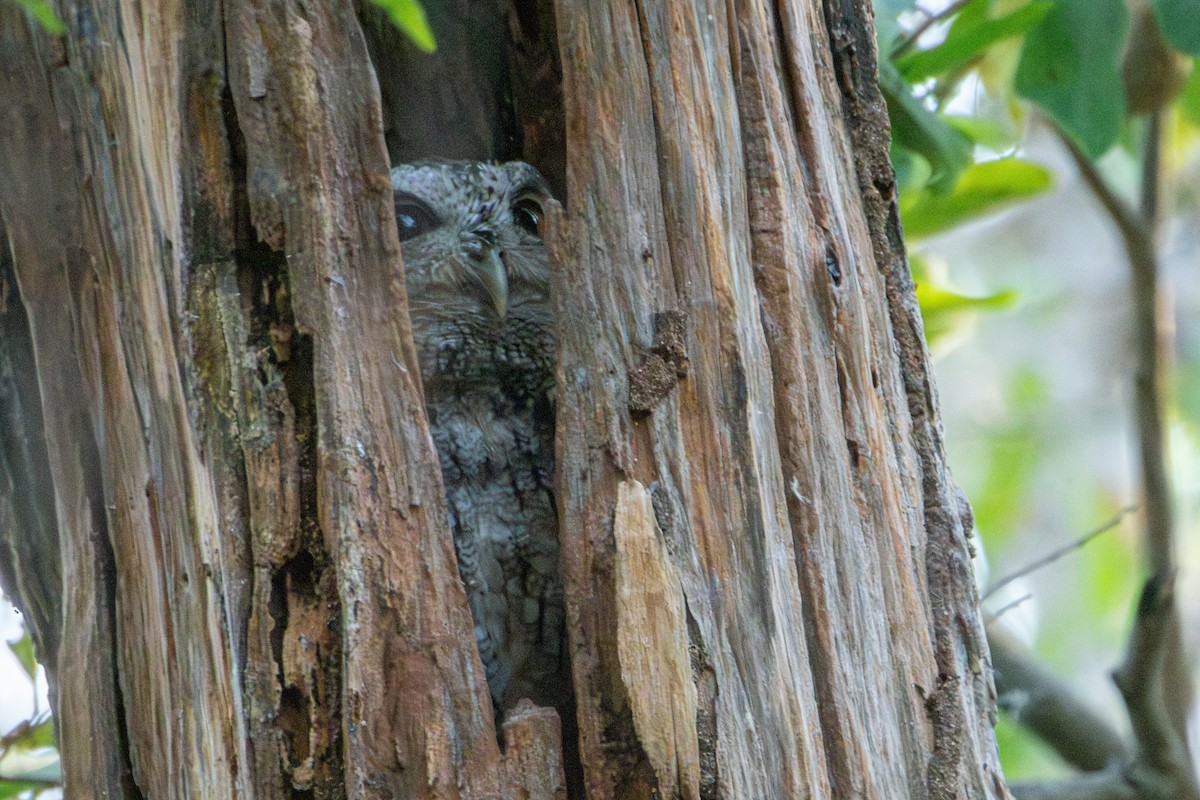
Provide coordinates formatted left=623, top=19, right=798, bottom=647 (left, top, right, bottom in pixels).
left=361, top=0, right=565, bottom=195
left=357, top=1, right=579, bottom=788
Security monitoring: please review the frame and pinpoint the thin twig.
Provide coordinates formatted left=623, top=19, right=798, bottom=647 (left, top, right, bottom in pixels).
left=891, top=0, right=973, bottom=57
left=985, top=592, right=1032, bottom=621
left=982, top=507, right=1134, bottom=601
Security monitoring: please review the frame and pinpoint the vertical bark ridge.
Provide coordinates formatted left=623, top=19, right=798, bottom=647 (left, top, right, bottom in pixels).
left=0, top=1, right=251, bottom=794
left=736, top=1, right=947, bottom=797
left=815, top=1, right=1008, bottom=797
left=222, top=0, right=510, bottom=796
left=550, top=1, right=1006, bottom=798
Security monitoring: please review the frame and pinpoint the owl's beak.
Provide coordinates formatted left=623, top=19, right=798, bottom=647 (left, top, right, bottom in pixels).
left=473, top=248, right=509, bottom=318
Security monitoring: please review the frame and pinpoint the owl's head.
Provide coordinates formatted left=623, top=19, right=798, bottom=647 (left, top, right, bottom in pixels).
left=391, top=160, right=551, bottom=320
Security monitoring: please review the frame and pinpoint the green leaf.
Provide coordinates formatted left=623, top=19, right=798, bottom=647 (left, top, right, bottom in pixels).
left=880, top=59, right=974, bottom=192
left=1180, top=63, right=1200, bottom=124
left=1015, top=0, right=1129, bottom=158
left=917, top=282, right=1018, bottom=316
left=0, top=779, right=43, bottom=798
left=943, top=114, right=1019, bottom=151
left=368, top=0, right=436, bottom=53
left=1149, top=0, right=1200, bottom=55
left=7, top=636, right=35, bottom=679
left=918, top=284, right=1018, bottom=344
left=910, top=254, right=1017, bottom=346
left=25, top=720, right=54, bottom=751
left=900, top=158, right=1053, bottom=238
left=0, top=721, right=59, bottom=785
left=898, top=1, right=1053, bottom=80
left=12, top=0, right=66, bottom=35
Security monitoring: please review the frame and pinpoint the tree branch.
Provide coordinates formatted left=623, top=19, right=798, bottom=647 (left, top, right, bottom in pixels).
left=1055, top=126, right=1170, bottom=578
left=1007, top=121, right=1200, bottom=800
left=1139, top=113, right=1161, bottom=226
left=1056, top=118, right=1195, bottom=745
left=1111, top=574, right=1197, bottom=799
left=1009, top=767, right=1138, bottom=800
left=987, top=621, right=1128, bottom=773
left=891, top=0, right=973, bottom=57
left=1000, top=575, right=1200, bottom=800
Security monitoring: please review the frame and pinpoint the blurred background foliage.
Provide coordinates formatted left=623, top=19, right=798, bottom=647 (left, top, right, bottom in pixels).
left=0, top=606, right=56, bottom=798
left=3, top=0, right=1200, bottom=795
left=875, top=0, right=1200, bottom=783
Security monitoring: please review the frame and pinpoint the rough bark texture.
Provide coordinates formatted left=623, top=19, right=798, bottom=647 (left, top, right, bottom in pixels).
left=0, top=0, right=1006, bottom=799
left=545, top=1, right=1005, bottom=798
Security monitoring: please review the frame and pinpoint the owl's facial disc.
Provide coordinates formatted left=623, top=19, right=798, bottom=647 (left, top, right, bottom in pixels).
left=391, top=160, right=552, bottom=322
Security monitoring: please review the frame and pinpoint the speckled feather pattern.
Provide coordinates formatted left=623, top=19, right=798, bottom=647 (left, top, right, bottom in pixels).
left=391, top=161, right=568, bottom=716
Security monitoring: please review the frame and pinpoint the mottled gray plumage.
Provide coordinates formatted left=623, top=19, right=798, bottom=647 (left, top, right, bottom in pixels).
left=391, top=160, right=567, bottom=719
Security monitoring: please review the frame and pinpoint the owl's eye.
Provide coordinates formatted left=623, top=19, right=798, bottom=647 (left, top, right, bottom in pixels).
left=394, top=194, right=441, bottom=242
left=511, top=195, right=544, bottom=237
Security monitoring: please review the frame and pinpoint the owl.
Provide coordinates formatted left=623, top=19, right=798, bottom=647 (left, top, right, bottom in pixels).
left=391, top=160, right=570, bottom=724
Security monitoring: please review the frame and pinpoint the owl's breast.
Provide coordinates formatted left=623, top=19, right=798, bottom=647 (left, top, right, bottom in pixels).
left=412, top=304, right=554, bottom=400
left=426, top=387, right=562, bottom=712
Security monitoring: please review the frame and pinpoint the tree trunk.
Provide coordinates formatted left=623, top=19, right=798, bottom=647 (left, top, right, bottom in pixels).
left=0, top=1, right=1007, bottom=799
